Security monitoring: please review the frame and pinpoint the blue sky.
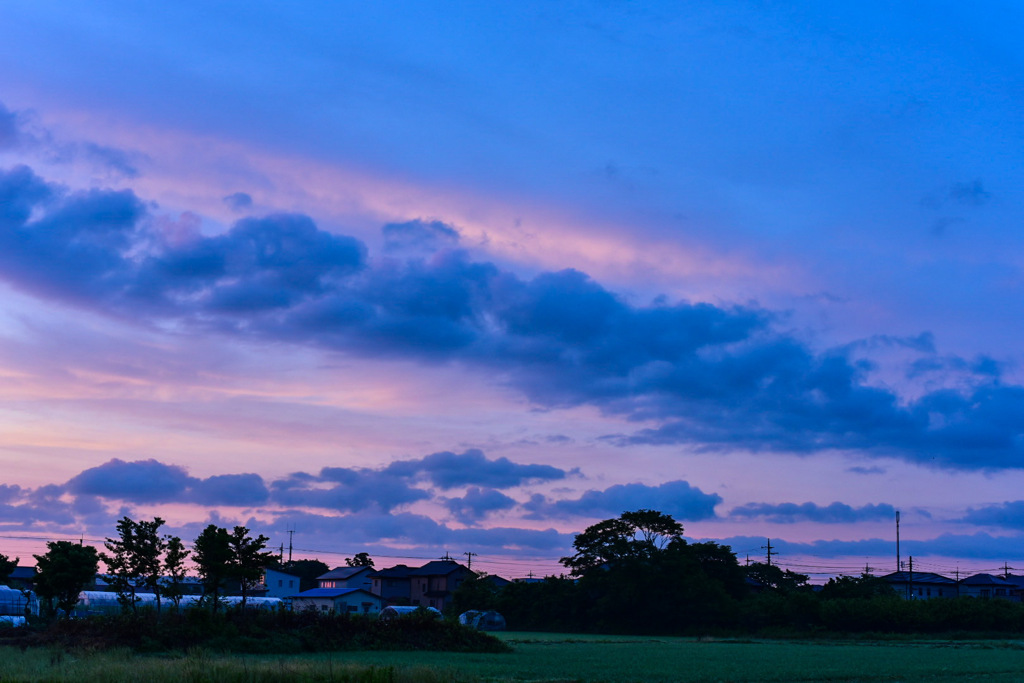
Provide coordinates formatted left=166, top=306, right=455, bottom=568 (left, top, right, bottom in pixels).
left=0, top=1, right=1023, bottom=579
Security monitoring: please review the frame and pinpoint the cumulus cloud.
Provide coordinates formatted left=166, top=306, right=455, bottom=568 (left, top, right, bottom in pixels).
left=0, top=102, right=19, bottom=149
left=729, top=501, right=896, bottom=524
left=65, top=458, right=268, bottom=507
left=2, top=164, right=1023, bottom=471
left=444, top=487, right=518, bottom=523
left=525, top=480, right=721, bottom=521
left=270, top=467, right=429, bottom=513
left=384, top=448, right=569, bottom=489
left=959, top=502, right=1024, bottom=530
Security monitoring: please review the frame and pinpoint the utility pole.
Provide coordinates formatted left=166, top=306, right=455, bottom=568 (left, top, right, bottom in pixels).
left=287, top=529, right=295, bottom=564
left=464, top=552, right=477, bottom=571
left=279, top=543, right=284, bottom=564
left=908, top=556, right=914, bottom=600
left=441, top=551, right=452, bottom=561
left=761, top=538, right=776, bottom=566
left=1004, top=562, right=1013, bottom=580
left=896, top=510, right=900, bottom=573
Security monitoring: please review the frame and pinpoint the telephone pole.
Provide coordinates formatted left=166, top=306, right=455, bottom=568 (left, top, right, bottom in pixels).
left=287, top=529, right=295, bottom=563
left=895, top=510, right=900, bottom=573
left=464, top=551, right=477, bottom=571
left=761, top=538, right=777, bottom=566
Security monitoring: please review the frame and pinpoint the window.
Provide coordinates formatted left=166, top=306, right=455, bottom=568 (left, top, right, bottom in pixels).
left=981, top=589, right=991, bottom=598
left=348, top=605, right=357, bottom=612
left=926, top=588, right=931, bottom=597
left=278, top=580, right=282, bottom=587
left=289, top=580, right=294, bottom=588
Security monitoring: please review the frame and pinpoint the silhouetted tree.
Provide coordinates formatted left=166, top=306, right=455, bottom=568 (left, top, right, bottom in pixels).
left=228, top=525, right=276, bottom=607
left=102, top=516, right=167, bottom=613
left=345, top=552, right=375, bottom=568
left=162, top=535, right=190, bottom=610
left=0, top=552, right=17, bottom=586
left=193, top=525, right=232, bottom=612
left=561, top=509, right=684, bottom=577
left=34, top=541, right=99, bottom=618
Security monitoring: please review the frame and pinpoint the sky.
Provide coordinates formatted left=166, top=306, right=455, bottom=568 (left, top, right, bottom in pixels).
left=1, top=1, right=1023, bottom=581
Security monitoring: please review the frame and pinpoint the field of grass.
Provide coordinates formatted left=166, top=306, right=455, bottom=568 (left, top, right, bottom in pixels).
left=4, top=632, right=1024, bottom=681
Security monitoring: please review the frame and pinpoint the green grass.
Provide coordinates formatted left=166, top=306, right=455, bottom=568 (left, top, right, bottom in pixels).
left=5, top=632, right=1024, bottom=681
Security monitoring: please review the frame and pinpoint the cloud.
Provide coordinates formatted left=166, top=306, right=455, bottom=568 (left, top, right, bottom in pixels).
left=846, top=466, right=885, bottom=475
left=525, top=480, right=721, bottom=521
left=384, top=448, right=569, bottom=489
left=729, top=501, right=897, bottom=524
left=0, top=102, right=19, bottom=149
left=959, top=502, right=1024, bottom=530
left=2, top=164, right=1024, bottom=471
left=949, top=180, right=991, bottom=207
left=65, top=458, right=269, bottom=508
left=271, top=467, right=429, bottom=513
left=444, top=487, right=518, bottom=523
left=381, top=219, right=459, bottom=256
left=66, top=459, right=193, bottom=503
left=223, top=192, right=253, bottom=211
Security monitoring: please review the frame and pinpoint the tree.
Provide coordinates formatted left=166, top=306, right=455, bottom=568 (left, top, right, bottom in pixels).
left=284, top=558, right=330, bottom=592
left=34, top=541, right=99, bottom=618
left=0, top=552, right=17, bottom=586
left=560, top=509, right=684, bottom=576
left=162, top=535, right=190, bottom=610
left=228, top=525, right=276, bottom=608
left=193, top=524, right=233, bottom=612
left=744, top=562, right=810, bottom=593
left=101, top=516, right=167, bottom=614
left=345, top=552, right=375, bottom=568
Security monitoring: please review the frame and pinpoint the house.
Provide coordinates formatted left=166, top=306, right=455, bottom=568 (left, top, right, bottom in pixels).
left=959, top=573, right=1016, bottom=600
left=260, top=568, right=302, bottom=598
left=289, top=587, right=382, bottom=616
left=408, top=560, right=475, bottom=611
left=317, top=566, right=374, bottom=592
left=880, top=571, right=957, bottom=599
left=5, top=566, right=35, bottom=592
left=479, top=574, right=511, bottom=590
left=369, top=564, right=414, bottom=605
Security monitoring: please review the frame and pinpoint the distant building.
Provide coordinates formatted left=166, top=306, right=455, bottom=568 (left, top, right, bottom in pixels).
left=289, top=587, right=382, bottom=616
left=881, top=571, right=957, bottom=599
left=6, top=566, right=35, bottom=592
left=316, top=566, right=375, bottom=592
left=260, top=568, right=302, bottom=598
left=369, top=564, right=415, bottom=605
left=409, top=560, right=475, bottom=611
left=959, top=573, right=1015, bottom=600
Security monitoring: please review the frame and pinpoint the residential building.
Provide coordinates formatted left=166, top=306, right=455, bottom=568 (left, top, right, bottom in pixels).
left=409, top=560, right=475, bottom=611
left=881, top=571, right=958, bottom=599
left=959, top=573, right=1016, bottom=599
left=369, top=564, right=414, bottom=605
left=317, top=566, right=374, bottom=592
left=260, top=568, right=302, bottom=598
left=289, top=587, right=382, bottom=616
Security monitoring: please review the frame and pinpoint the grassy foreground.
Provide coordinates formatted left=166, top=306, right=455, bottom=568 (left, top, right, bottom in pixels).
left=4, top=632, right=1024, bottom=681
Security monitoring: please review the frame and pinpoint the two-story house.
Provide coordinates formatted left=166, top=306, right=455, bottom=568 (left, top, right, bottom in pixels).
left=408, top=560, right=475, bottom=611
left=369, top=564, right=414, bottom=605
left=317, top=566, right=375, bottom=592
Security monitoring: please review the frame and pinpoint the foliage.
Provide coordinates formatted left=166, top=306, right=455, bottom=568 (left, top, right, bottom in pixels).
left=101, top=517, right=167, bottom=614
left=227, top=526, right=276, bottom=608
left=162, top=535, right=190, bottom=610
left=743, top=562, right=810, bottom=594
left=33, top=541, right=99, bottom=618
left=193, top=525, right=233, bottom=612
left=0, top=552, right=17, bottom=586
left=560, top=509, right=684, bottom=577
left=447, top=574, right=499, bottom=617
left=5, top=609, right=511, bottom=655
left=346, top=552, right=375, bottom=568
left=819, top=573, right=894, bottom=601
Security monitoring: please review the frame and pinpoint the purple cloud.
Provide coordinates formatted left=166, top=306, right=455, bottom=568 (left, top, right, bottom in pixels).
left=525, top=480, right=721, bottom=521
left=729, top=502, right=896, bottom=524
left=385, top=448, right=569, bottom=489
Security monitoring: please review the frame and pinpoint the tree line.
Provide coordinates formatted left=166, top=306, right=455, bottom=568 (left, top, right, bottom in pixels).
left=449, top=509, right=1024, bottom=635
left=0, top=518, right=280, bottom=618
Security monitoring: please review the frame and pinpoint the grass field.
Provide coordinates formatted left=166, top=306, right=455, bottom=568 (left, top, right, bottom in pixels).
left=3, top=632, right=1024, bottom=682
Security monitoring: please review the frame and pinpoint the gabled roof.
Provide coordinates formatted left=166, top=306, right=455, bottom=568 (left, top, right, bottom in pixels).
left=291, top=587, right=377, bottom=599
left=960, top=573, right=1013, bottom=586
left=881, top=571, right=957, bottom=585
left=409, top=560, right=472, bottom=576
left=317, top=566, right=374, bottom=581
left=369, top=564, right=414, bottom=579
